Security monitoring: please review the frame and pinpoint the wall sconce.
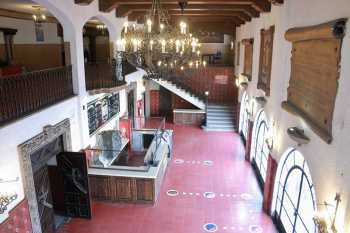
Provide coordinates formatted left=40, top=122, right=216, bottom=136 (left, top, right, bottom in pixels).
left=314, top=193, right=341, bottom=233
left=265, top=121, right=275, bottom=151
left=255, top=96, right=267, bottom=107
left=287, top=127, right=310, bottom=146
left=236, top=73, right=249, bottom=89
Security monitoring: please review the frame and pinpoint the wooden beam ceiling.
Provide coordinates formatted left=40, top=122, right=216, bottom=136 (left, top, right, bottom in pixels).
left=74, top=0, right=285, bottom=35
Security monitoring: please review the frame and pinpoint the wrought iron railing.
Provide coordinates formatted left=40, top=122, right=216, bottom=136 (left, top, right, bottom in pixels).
left=0, top=66, right=74, bottom=126
left=85, top=62, right=126, bottom=91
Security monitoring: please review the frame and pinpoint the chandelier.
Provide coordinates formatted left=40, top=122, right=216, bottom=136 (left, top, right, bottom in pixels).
left=116, top=0, right=206, bottom=79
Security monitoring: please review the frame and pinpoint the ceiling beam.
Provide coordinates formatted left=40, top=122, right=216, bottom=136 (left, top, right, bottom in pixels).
left=101, top=0, right=271, bottom=12
left=127, top=9, right=251, bottom=22
left=74, top=0, right=95, bottom=5
left=116, top=4, right=259, bottom=18
left=99, top=0, right=119, bottom=12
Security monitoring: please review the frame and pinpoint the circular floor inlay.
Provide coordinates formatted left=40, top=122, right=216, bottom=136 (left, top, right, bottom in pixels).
left=241, top=193, right=254, bottom=201
left=203, top=160, right=214, bottom=166
left=166, top=189, right=179, bottom=197
left=174, top=159, right=184, bottom=164
left=203, top=223, right=218, bottom=232
left=249, top=225, right=263, bottom=233
left=203, top=192, right=216, bottom=199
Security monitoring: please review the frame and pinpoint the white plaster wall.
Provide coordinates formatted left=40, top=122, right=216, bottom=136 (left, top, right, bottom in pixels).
left=0, top=16, right=61, bottom=44
left=236, top=0, right=350, bottom=231
left=0, top=97, right=81, bottom=223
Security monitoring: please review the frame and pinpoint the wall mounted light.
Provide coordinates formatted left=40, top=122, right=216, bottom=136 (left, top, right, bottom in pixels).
left=314, top=193, right=341, bottom=233
left=255, top=96, right=267, bottom=107
left=265, top=121, right=275, bottom=151
left=236, top=73, right=249, bottom=89
left=287, top=127, right=310, bottom=146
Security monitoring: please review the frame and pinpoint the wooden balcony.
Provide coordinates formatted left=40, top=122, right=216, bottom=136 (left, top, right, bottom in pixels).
left=85, top=62, right=128, bottom=93
left=0, top=66, right=74, bottom=127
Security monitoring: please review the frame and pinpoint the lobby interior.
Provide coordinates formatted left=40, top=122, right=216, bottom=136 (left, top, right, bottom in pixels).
left=0, top=1, right=350, bottom=233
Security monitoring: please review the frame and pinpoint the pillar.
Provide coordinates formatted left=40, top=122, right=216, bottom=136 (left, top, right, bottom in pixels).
left=245, top=120, right=254, bottom=161
left=263, top=154, right=278, bottom=214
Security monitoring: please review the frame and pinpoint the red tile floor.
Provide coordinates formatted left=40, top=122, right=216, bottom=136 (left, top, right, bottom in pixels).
left=59, top=125, right=278, bottom=233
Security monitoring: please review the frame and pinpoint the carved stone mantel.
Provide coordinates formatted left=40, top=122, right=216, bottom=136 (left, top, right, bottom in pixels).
left=18, top=119, right=72, bottom=233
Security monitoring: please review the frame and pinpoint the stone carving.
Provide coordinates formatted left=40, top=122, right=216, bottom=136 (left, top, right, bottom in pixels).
left=18, top=119, right=71, bottom=233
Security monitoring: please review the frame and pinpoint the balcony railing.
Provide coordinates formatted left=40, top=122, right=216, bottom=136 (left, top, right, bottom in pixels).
left=85, top=62, right=126, bottom=91
left=0, top=66, right=74, bottom=126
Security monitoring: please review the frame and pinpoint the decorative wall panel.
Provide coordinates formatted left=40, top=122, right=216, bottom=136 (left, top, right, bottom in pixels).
left=258, top=26, right=275, bottom=96
left=242, top=38, right=254, bottom=81
left=282, top=18, right=347, bottom=143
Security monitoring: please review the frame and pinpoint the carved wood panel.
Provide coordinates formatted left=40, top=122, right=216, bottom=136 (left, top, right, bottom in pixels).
left=282, top=18, right=347, bottom=143
left=258, top=26, right=275, bottom=96
left=135, top=179, right=154, bottom=202
left=242, top=38, right=254, bottom=81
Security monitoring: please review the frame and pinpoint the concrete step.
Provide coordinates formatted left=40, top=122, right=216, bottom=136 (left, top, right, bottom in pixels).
left=207, top=119, right=234, bottom=125
left=202, top=125, right=236, bottom=132
left=207, top=112, right=234, bottom=118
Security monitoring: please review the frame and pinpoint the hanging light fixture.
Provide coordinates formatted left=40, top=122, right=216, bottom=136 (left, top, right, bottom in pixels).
left=116, top=0, right=204, bottom=79
left=32, top=5, right=47, bottom=25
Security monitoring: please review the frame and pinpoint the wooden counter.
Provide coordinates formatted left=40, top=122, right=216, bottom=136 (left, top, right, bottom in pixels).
left=88, top=130, right=171, bottom=204
left=173, top=109, right=205, bottom=126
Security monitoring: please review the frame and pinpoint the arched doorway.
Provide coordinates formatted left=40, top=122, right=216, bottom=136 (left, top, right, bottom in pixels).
left=272, top=148, right=317, bottom=233
left=251, top=109, right=269, bottom=187
left=83, top=18, right=117, bottom=91
left=239, top=91, right=250, bottom=143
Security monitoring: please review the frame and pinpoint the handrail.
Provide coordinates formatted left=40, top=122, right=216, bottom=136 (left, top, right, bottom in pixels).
left=85, top=61, right=126, bottom=91
left=0, top=66, right=74, bottom=126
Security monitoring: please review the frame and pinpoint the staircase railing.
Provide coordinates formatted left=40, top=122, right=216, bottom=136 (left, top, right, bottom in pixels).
left=0, top=66, right=74, bottom=126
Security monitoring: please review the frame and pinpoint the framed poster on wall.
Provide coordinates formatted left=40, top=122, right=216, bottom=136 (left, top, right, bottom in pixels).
left=257, top=26, right=275, bottom=96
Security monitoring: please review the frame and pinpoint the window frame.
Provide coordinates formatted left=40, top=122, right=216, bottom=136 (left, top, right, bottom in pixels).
left=272, top=149, right=317, bottom=233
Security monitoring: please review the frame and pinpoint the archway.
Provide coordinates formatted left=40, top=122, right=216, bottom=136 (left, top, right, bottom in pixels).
left=82, top=17, right=118, bottom=91
left=250, top=109, right=269, bottom=187
left=272, top=148, right=317, bottom=233
left=239, top=91, right=250, bottom=143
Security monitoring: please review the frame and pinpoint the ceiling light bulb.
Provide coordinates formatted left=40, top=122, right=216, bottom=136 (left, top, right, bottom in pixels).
left=180, top=66, right=184, bottom=70
left=41, top=14, right=46, bottom=20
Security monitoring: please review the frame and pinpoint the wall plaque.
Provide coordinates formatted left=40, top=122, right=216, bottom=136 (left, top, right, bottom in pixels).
left=258, top=25, right=275, bottom=96
left=282, top=18, right=347, bottom=143
left=242, top=38, right=254, bottom=81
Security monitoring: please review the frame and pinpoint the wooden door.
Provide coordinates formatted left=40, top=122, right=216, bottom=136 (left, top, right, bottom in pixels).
left=34, top=166, right=55, bottom=233
left=57, top=152, right=92, bottom=219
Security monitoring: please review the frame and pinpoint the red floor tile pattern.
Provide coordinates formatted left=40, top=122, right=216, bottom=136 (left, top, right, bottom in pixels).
left=59, top=125, right=277, bottom=233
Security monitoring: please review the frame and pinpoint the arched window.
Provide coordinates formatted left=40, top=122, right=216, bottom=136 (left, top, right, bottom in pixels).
left=239, top=92, right=250, bottom=142
left=272, top=149, right=316, bottom=233
left=251, top=109, right=269, bottom=185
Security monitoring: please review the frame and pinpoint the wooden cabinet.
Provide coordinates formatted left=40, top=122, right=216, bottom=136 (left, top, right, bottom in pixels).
left=89, top=176, right=110, bottom=201
left=89, top=175, right=155, bottom=204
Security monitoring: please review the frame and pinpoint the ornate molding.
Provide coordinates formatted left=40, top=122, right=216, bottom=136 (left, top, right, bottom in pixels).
left=18, top=119, right=71, bottom=233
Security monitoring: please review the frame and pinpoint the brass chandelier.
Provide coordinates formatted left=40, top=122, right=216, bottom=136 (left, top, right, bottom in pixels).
left=116, top=0, right=206, bottom=79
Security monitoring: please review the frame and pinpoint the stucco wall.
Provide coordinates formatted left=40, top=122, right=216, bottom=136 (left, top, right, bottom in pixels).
left=236, top=0, right=350, bottom=231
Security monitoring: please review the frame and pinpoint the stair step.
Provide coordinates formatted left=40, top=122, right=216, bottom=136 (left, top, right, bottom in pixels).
left=207, top=119, right=234, bottom=125
left=207, top=112, right=234, bottom=117
left=208, top=105, right=233, bottom=109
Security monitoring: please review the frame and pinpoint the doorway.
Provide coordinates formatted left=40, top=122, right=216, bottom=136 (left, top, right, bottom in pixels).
left=128, top=89, right=135, bottom=126
left=19, top=119, right=92, bottom=233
